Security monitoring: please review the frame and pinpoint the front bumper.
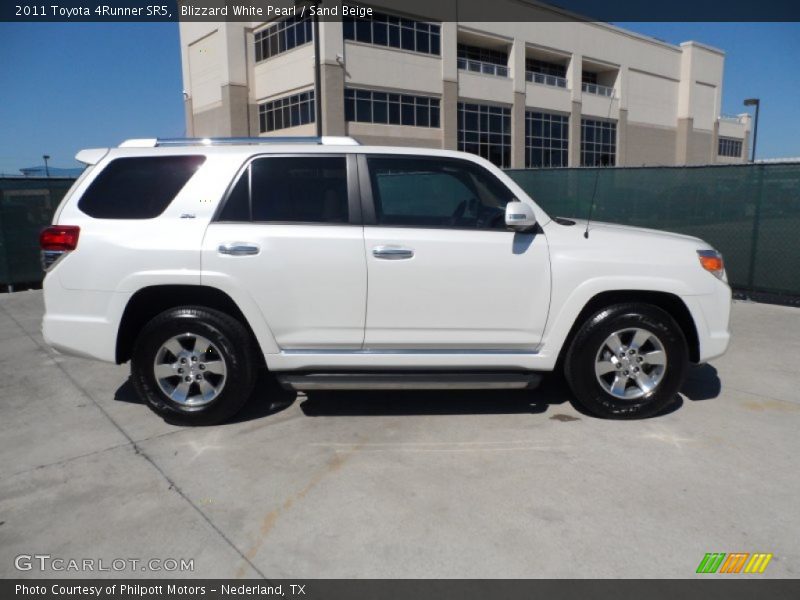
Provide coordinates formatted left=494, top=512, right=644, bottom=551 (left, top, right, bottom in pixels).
left=684, top=278, right=732, bottom=363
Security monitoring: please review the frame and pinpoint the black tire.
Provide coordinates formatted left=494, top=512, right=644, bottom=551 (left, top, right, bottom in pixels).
left=564, top=303, right=688, bottom=419
left=131, top=306, right=257, bottom=426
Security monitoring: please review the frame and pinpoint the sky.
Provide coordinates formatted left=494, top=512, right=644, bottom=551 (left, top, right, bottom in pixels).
left=1, top=21, right=799, bottom=174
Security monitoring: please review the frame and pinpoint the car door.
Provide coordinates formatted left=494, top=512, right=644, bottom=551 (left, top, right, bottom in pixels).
left=202, top=153, right=367, bottom=349
left=360, top=154, right=550, bottom=350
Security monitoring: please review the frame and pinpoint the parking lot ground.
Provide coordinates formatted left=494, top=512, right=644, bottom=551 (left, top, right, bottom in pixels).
left=0, top=290, right=798, bottom=579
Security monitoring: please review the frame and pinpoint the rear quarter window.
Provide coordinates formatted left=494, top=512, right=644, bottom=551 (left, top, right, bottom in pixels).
left=77, top=156, right=206, bottom=219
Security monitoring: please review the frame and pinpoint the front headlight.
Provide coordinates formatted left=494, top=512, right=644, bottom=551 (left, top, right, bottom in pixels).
left=697, top=249, right=726, bottom=281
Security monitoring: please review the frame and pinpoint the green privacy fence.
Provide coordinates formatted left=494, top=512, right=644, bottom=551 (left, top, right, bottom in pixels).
left=2, top=166, right=799, bottom=298
left=507, top=163, right=800, bottom=298
left=0, top=178, right=76, bottom=289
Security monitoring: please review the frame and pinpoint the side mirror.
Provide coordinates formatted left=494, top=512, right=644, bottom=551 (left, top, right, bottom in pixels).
left=505, top=201, right=537, bottom=233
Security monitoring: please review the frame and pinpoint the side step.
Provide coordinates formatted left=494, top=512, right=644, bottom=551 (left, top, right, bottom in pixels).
left=275, top=371, right=542, bottom=391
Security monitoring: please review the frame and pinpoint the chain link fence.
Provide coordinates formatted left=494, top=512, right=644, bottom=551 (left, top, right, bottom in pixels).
left=0, top=178, right=75, bottom=290
left=508, top=163, right=800, bottom=298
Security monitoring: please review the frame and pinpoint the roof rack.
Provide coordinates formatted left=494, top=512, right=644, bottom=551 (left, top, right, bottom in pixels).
left=119, top=136, right=360, bottom=148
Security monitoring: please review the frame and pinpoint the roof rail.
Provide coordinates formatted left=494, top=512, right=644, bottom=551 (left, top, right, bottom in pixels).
left=119, top=136, right=360, bottom=148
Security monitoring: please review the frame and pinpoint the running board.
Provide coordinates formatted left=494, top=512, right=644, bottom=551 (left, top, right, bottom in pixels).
left=276, top=372, right=542, bottom=391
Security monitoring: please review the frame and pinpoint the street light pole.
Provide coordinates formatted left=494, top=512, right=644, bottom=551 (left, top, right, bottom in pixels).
left=42, top=154, right=50, bottom=177
left=744, top=98, right=760, bottom=163
left=295, top=0, right=323, bottom=137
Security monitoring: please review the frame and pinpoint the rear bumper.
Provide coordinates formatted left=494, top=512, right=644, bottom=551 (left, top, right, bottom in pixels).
left=684, top=279, right=732, bottom=363
left=42, top=274, right=128, bottom=363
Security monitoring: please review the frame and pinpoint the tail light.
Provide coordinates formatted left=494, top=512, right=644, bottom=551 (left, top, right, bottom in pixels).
left=40, top=225, right=80, bottom=271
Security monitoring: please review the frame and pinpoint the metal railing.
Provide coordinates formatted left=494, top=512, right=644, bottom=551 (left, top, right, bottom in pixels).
left=525, top=71, right=568, bottom=88
left=582, top=82, right=615, bottom=98
left=719, top=114, right=746, bottom=124
left=457, top=57, right=509, bottom=78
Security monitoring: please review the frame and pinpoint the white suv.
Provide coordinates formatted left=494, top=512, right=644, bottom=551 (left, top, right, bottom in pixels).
left=40, top=137, right=731, bottom=424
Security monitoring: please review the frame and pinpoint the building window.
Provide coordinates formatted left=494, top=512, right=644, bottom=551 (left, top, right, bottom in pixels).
left=581, top=118, right=617, bottom=166
left=345, top=88, right=440, bottom=127
left=457, top=44, right=508, bottom=66
left=525, top=58, right=568, bottom=87
left=343, top=11, right=440, bottom=56
left=259, top=90, right=315, bottom=133
left=718, top=137, right=743, bottom=158
left=255, top=16, right=313, bottom=62
left=458, top=102, right=511, bottom=168
left=526, top=112, right=569, bottom=168
left=582, top=71, right=598, bottom=85
left=526, top=59, right=566, bottom=79
left=457, top=43, right=509, bottom=77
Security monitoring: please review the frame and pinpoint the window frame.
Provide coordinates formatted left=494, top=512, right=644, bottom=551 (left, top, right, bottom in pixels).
left=254, top=15, right=313, bottom=63
left=342, top=9, right=441, bottom=57
left=357, top=153, right=515, bottom=232
left=457, top=102, right=512, bottom=168
left=344, top=87, right=441, bottom=128
left=580, top=117, right=617, bottom=167
left=212, top=153, right=362, bottom=226
left=525, top=110, right=570, bottom=168
left=718, top=137, right=743, bottom=158
left=258, top=89, right=315, bottom=133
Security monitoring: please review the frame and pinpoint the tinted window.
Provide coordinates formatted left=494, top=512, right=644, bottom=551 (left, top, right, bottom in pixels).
left=78, top=156, right=205, bottom=219
left=218, top=169, right=251, bottom=221
left=367, top=157, right=513, bottom=229
left=250, top=156, right=348, bottom=223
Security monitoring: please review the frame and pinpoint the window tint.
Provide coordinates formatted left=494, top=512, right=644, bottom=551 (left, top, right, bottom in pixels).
left=367, top=157, right=513, bottom=229
left=250, top=156, right=348, bottom=223
left=218, top=169, right=250, bottom=221
left=78, top=156, right=205, bottom=219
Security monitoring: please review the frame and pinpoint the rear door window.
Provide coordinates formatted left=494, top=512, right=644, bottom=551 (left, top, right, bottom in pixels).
left=250, top=156, right=349, bottom=223
left=217, top=156, right=350, bottom=224
left=78, top=156, right=205, bottom=219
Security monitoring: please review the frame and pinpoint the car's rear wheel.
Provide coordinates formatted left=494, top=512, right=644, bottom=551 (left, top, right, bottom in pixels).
left=564, top=303, right=688, bottom=419
left=131, top=306, right=257, bottom=425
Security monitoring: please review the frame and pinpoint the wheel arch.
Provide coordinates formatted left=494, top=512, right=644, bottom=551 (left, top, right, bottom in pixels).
left=555, top=290, right=700, bottom=370
left=116, top=284, right=267, bottom=365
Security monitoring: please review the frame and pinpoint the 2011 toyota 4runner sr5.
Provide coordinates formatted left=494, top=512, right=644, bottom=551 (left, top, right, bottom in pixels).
left=40, top=137, right=731, bottom=424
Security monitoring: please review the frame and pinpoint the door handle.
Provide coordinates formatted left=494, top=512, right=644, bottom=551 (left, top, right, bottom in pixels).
left=372, top=246, right=414, bottom=260
left=218, top=242, right=260, bottom=256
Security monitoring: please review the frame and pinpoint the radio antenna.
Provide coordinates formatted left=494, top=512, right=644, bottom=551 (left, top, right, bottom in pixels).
left=583, top=163, right=601, bottom=239
left=584, top=82, right=617, bottom=239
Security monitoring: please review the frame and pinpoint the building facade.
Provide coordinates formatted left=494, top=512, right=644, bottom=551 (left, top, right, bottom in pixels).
left=179, top=4, right=751, bottom=168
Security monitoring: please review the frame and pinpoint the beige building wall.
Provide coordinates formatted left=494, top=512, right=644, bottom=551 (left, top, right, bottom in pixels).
left=178, top=5, right=749, bottom=166
left=625, top=123, right=678, bottom=166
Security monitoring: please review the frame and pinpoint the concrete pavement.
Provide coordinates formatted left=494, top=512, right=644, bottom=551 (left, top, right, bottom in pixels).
left=0, top=291, right=798, bottom=578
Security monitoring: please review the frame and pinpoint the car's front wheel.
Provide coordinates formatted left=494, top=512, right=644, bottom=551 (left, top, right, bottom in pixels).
left=564, top=303, right=688, bottom=419
left=131, top=306, right=257, bottom=425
